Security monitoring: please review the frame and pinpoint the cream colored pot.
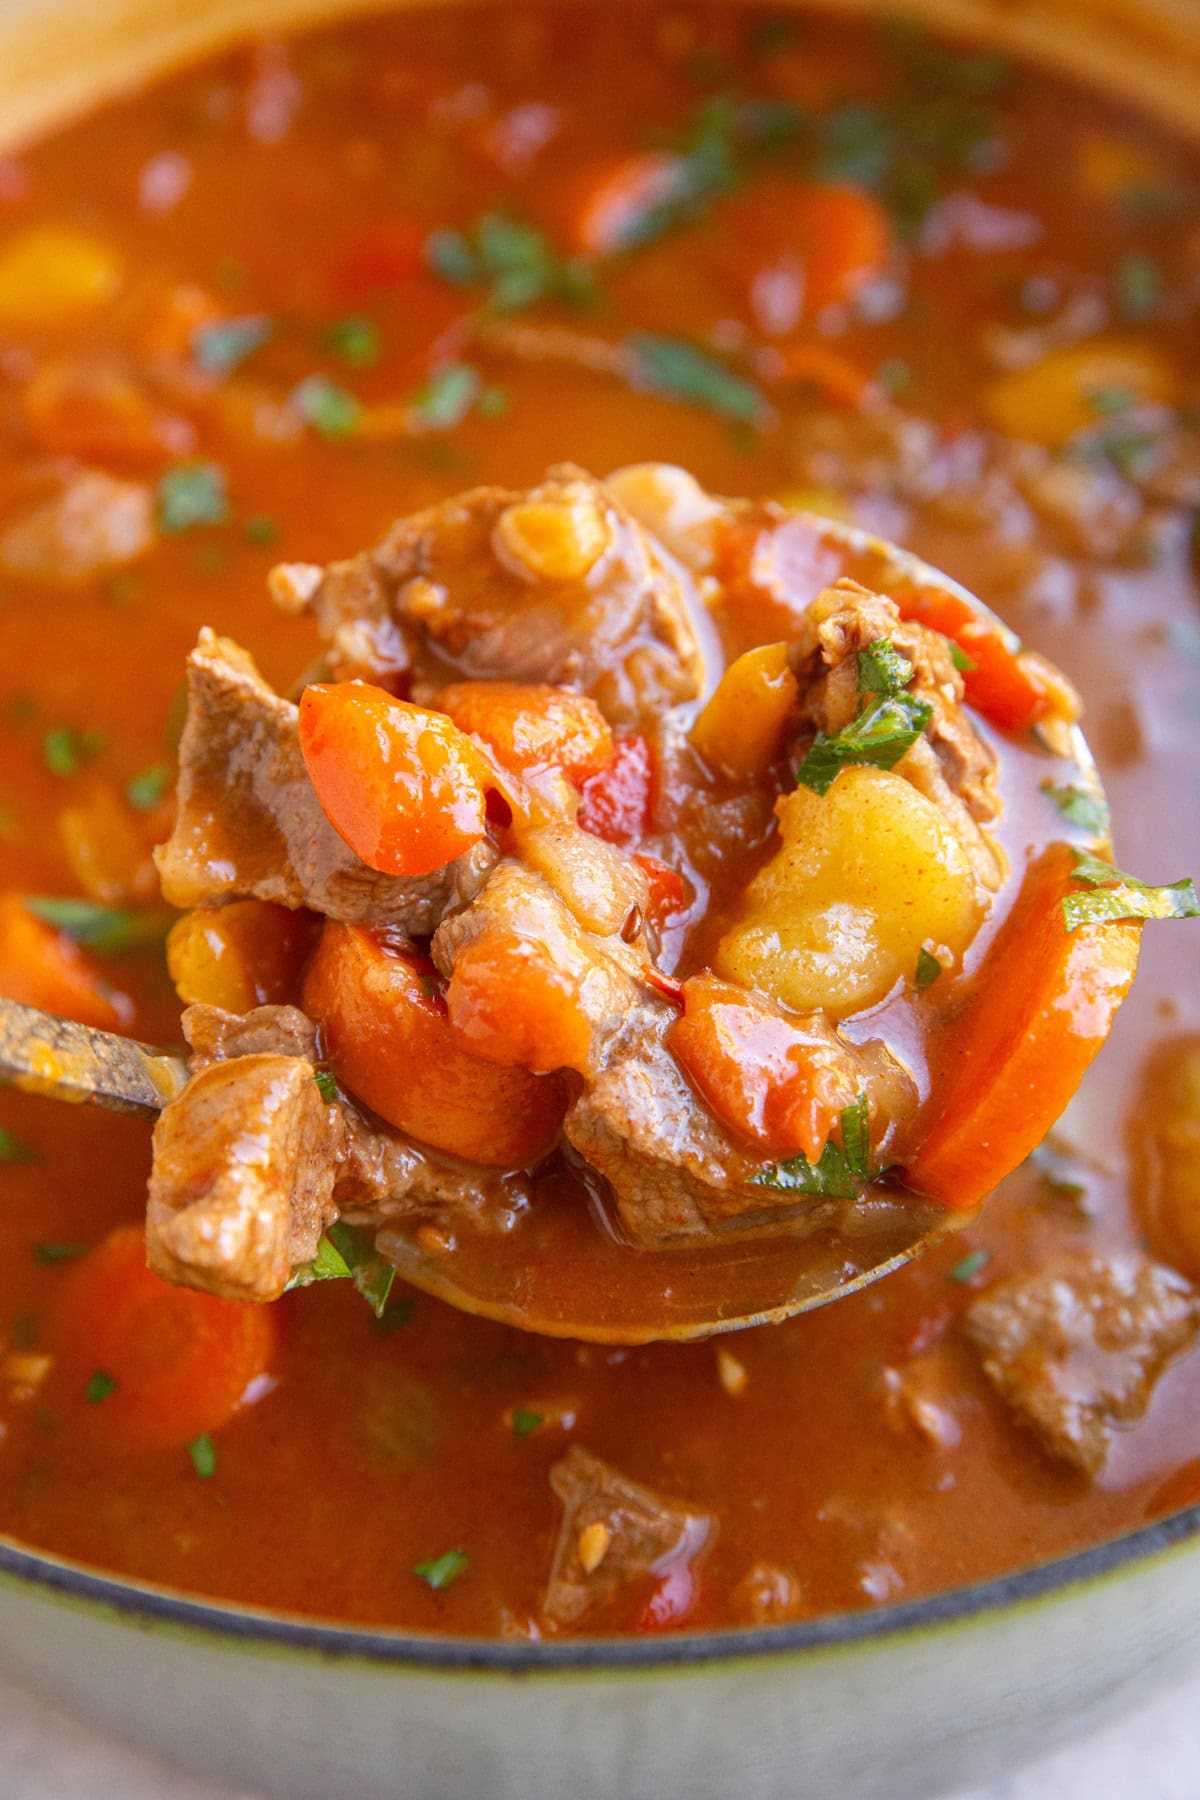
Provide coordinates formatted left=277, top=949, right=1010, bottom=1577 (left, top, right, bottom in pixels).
left=1, top=3, right=1199, bottom=1796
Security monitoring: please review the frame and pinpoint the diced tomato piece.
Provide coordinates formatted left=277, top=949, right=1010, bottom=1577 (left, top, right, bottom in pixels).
left=633, top=854, right=690, bottom=926
left=578, top=733, right=653, bottom=846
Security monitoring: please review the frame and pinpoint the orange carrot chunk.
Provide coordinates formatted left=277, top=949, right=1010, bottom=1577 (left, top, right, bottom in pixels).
left=0, top=893, right=130, bottom=1031
left=445, top=927, right=595, bottom=1077
left=304, top=921, right=567, bottom=1165
left=894, top=584, right=1072, bottom=734
left=50, top=1225, right=277, bottom=1450
left=905, top=846, right=1141, bottom=1210
left=298, top=682, right=489, bottom=878
left=668, top=973, right=859, bottom=1163
left=438, top=680, right=614, bottom=786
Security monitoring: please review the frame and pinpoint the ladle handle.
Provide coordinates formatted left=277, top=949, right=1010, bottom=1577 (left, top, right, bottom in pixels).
left=0, top=998, right=187, bottom=1118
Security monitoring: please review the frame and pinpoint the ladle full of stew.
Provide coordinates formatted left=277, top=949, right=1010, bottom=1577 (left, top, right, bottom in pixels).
left=3, top=466, right=1194, bottom=1343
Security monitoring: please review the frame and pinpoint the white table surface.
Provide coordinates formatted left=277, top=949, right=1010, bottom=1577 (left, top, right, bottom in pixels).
left=0, top=1660, right=1197, bottom=1800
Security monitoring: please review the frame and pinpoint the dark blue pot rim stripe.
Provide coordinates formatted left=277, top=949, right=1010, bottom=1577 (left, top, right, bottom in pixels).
left=3, top=1499, right=1199, bottom=1673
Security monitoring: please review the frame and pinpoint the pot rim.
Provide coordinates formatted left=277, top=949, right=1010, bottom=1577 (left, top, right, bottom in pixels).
left=4, top=1497, right=1200, bottom=1672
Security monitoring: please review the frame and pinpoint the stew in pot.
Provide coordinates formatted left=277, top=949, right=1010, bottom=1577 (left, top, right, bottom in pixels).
left=0, top=3, right=1199, bottom=1636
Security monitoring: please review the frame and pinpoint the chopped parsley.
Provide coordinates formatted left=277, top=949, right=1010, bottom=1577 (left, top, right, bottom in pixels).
left=0, top=1128, right=37, bottom=1163
left=243, top=515, right=279, bottom=547
left=42, top=726, right=104, bottom=779
left=1030, top=1142, right=1090, bottom=1205
left=949, top=1247, right=991, bottom=1284
left=1115, top=251, right=1162, bottom=322
left=628, top=333, right=764, bottom=423
left=511, top=1408, right=544, bottom=1439
left=85, top=1369, right=118, bottom=1405
left=313, top=1069, right=338, bottom=1103
left=857, top=636, right=915, bottom=695
left=292, top=375, right=361, bottom=439
left=24, top=897, right=170, bottom=956
left=32, top=1241, right=86, bottom=1264
left=411, top=1547, right=469, bottom=1591
left=191, top=314, right=274, bottom=377
left=410, top=362, right=482, bottom=431
left=158, top=464, right=230, bottom=534
left=286, top=1220, right=395, bottom=1319
left=1062, top=850, right=1199, bottom=931
left=945, top=639, right=977, bottom=673
left=188, top=1433, right=217, bottom=1479
left=876, top=357, right=912, bottom=396
left=914, top=947, right=942, bottom=991
left=425, top=213, right=595, bottom=313
left=795, top=690, right=932, bottom=796
left=321, top=314, right=381, bottom=369
left=1041, top=782, right=1110, bottom=836
left=751, top=1093, right=875, bottom=1199
left=126, top=763, right=171, bottom=812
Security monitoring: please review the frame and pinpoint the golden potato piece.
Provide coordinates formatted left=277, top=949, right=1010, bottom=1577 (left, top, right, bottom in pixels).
left=716, top=766, right=984, bottom=1018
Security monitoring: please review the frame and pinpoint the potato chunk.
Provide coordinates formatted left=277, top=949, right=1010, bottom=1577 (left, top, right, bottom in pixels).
left=716, top=766, right=984, bottom=1018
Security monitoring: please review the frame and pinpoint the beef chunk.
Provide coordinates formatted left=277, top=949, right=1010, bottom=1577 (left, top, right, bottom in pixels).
left=965, top=1251, right=1199, bottom=1474
left=565, top=1009, right=913, bottom=1248
left=794, top=579, right=1004, bottom=888
left=544, top=1446, right=712, bottom=1626
left=147, top=1052, right=341, bottom=1302
left=270, top=465, right=715, bottom=726
left=156, top=629, right=494, bottom=926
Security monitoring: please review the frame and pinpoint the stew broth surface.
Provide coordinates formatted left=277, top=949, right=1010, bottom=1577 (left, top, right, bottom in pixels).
left=0, top=3, right=1198, bottom=1635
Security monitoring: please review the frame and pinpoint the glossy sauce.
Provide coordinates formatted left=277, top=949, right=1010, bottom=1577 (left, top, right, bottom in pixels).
left=0, top=5, right=1198, bottom=1634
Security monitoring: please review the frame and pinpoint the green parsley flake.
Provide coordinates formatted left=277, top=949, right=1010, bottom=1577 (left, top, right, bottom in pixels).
left=0, top=1128, right=37, bottom=1164
left=795, top=690, right=933, bottom=796
left=425, top=213, right=595, bottom=313
left=292, top=375, right=361, bottom=439
left=126, top=764, right=171, bottom=812
left=751, top=1094, right=873, bottom=1199
left=313, top=1069, right=338, bottom=1104
left=628, top=333, right=764, bottom=424
left=33, top=1241, right=86, bottom=1264
left=322, top=314, right=381, bottom=369
left=914, top=947, right=942, bottom=991
left=945, top=638, right=977, bottom=673
left=1030, top=1142, right=1090, bottom=1205
left=411, top=363, right=480, bottom=430
left=412, top=1547, right=469, bottom=1591
left=1115, top=252, right=1162, bottom=322
left=1041, top=782, right=1110, bottom=836
left=85, top=1369, right=118, bottom=1405
left=192, top=314, right=274, bottom=377
left=243, top=515, right=280, bottom=547
left=1062, top=851, right=1199, bottom=932
left=188, top=1433, right=217, bottom=1479
left=950, top=1248, right=991, bottom=1284
left=511, top=1408, right=544, bottom=1439
left=876, top=357, right=912, bottom=396
left=24, top=898, right=170, bottom=956
left=42, top=726, right=104, bottom=779
left=857, top=636, right=915, bottom=695
left=285, top=1221, right=395, bottom=1318
left=158, top=464, right=231, bottom=534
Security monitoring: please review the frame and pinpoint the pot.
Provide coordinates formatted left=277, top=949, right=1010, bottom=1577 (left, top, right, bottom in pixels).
left=0, top=3, right=1198, bottom=1795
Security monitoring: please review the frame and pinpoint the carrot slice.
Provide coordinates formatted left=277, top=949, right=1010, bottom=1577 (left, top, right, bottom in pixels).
left=445, top=928, right=594, bottom=1077
left=304, top=922, right=567, bottom=1165
left=50, top=1225, right=277, bottom=1450
left=904, top=846, right=1141, bottom=1210
left=894, top=584, right=1073, bottom=734
left=299, top=682, right=489, bottom=878
left=0, top=893, right=130, bottom=1030
left=719, top=180, right=890, bottom=323
left=438, top=680, right=614, bottom=786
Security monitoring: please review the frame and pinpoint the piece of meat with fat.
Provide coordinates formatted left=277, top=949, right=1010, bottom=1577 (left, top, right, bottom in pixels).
left=965, top=1251, right=1199, bottom=1475
left=155, top=629, right=494, bottom=926
left=0, top=467, right=153, bottom=583
left=544, top=1445, right=713, bottom=1626
left=794, top=578, right=1005, bottom=889
left=147, top=1050, right=341, bottom=1303
left=268, top=464, right=716, bottom=725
